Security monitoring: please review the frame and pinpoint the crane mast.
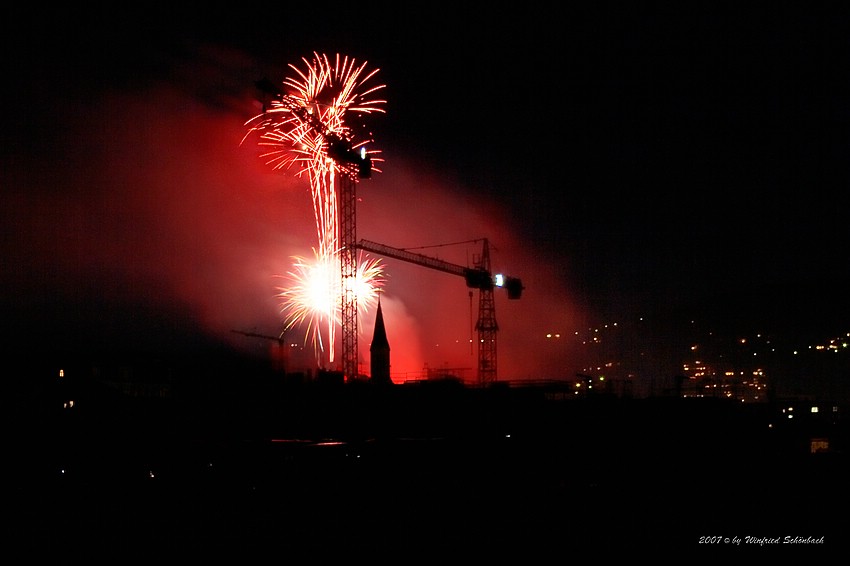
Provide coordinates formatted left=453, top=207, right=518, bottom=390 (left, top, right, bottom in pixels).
left=339, top=172, right=359, bottom=382
left=475, top=239, right=498, bottom=384
left=356, top=238, right=522, bottom=384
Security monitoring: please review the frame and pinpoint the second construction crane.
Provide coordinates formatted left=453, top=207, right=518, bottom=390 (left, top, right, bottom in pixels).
left=231, top=329, right=289, bottom=375
left=356, top=238, right=523, bottom=384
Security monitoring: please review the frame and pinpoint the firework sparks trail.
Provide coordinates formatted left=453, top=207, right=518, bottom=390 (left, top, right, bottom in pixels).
left=243, top=52, right=386, bottom=366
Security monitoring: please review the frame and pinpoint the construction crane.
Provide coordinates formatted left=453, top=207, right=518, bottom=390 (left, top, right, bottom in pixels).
left=254, top=77, right=372, bottom=383
left=355, top=238, right=523, bottom=384
left=231, top=329, right=289, bottom=375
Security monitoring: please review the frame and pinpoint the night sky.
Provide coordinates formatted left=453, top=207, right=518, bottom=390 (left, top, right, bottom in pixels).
left=3, top=3, right=849, bottom=383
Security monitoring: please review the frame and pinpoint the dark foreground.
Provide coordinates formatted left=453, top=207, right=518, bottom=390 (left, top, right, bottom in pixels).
left=9, top=381, right=849, bottom=559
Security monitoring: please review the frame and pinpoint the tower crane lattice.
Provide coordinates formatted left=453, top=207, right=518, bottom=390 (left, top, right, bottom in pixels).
left=356, top=238, right=523, bottom=385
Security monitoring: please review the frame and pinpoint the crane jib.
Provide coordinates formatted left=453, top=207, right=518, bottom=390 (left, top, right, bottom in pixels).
left=355, top=239, right=522, bottom=298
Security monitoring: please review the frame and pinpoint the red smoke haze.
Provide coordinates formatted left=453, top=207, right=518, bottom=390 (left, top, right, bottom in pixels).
left=3, top=59, right=590, bottom=383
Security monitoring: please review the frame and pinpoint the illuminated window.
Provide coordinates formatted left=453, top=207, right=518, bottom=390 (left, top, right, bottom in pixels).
left=810, top=439, right=829, bottom=454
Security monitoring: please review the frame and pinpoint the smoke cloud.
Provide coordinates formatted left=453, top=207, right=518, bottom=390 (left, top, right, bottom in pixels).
left=2, top=41, right=589, bottom=383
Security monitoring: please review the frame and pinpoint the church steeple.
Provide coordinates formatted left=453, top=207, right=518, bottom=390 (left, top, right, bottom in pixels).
left=370, top=295, right=391, bottom=385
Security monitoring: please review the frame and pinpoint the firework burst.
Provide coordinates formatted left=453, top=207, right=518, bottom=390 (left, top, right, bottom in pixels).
left=276, top=250, right=385, bottom=365
left=244, top=52, right=386, bottom=367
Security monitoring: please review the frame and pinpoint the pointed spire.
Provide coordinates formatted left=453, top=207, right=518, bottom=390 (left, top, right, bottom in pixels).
left=371, top=295, right=389, bottom=350
left=370, top=294, right=391, bottom=384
